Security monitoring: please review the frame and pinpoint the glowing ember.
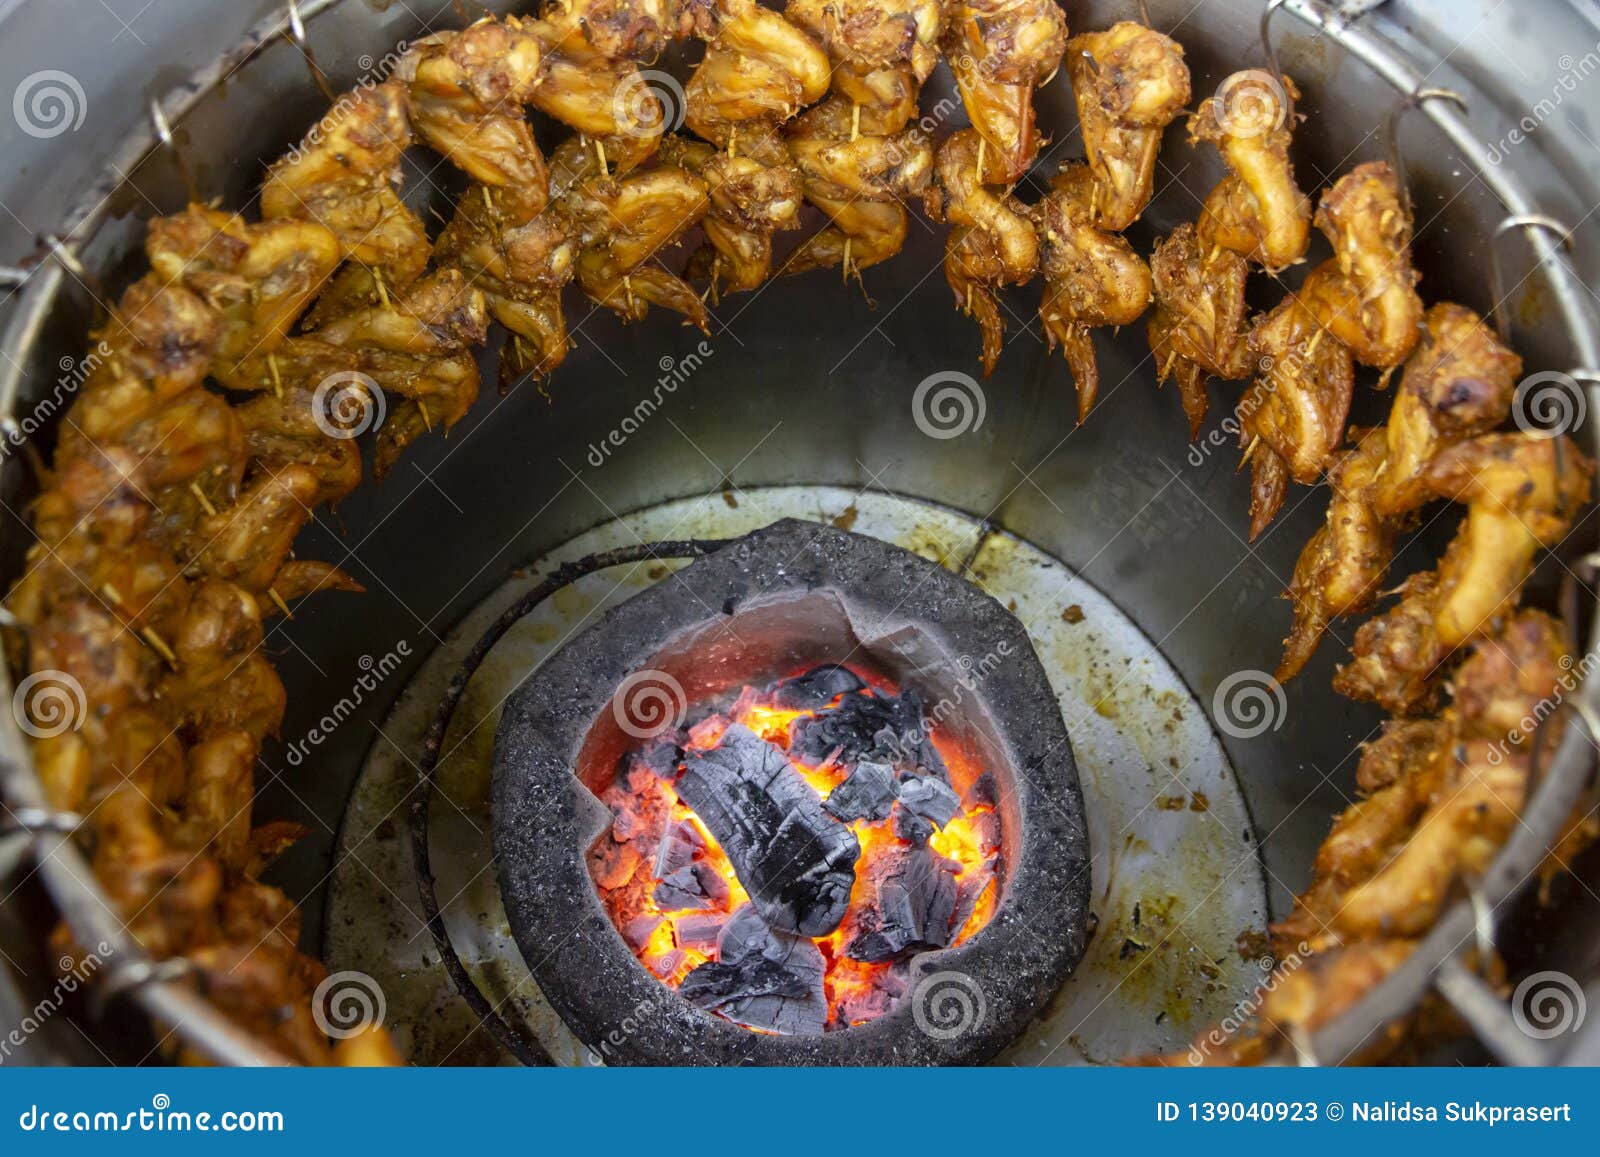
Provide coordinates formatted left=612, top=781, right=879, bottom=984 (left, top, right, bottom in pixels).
left=588, top=665, right=1002, bottom=1033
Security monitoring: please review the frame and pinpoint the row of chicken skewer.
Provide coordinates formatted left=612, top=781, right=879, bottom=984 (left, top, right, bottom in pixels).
left=4, top=0, right=1590, bottom=1064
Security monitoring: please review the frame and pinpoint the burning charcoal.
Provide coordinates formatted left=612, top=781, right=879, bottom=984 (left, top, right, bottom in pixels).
left=652, top=819, right=703, bottom=879
left=628, top=735, right=684, bottom=783
left=676, top=723, right=859, bottom=937
left=622, top=914, right=663, bottom=952
left=951, top=861, right=996, bottom=936
left=671, top=912, right=726, bottom=952
left=833, top=965, right=909, bottom=1027
left=653, top=862, right=729, bottom=911
left=823, top=760, right=898, bottom=823
left=964, top=769, right=999, bottom=809
left=592, top=838, right=642, bottom=890
left=681, top=907, right=827, bottom=1035
left=772, top=664, right=866, bottom=710
left=845, top=844, right=962, bottom=963
left=897, top=774, right=961, bottom=827
left=893, top=806, right=933, bottom=846
left=973, top=810, right=1002, bottom=857
left=790, top=691, right=923, bottom=766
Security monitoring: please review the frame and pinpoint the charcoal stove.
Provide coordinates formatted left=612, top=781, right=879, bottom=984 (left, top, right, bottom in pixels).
left=489, top=519, right=1089, bottom=1064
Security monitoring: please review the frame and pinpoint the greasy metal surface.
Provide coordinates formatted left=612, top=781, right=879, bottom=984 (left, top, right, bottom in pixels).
left=327, top=489, right=1265, bottom=1064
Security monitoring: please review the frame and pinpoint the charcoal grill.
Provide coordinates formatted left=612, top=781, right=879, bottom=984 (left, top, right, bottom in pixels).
left=0, top=0, right=1598, bottom=1066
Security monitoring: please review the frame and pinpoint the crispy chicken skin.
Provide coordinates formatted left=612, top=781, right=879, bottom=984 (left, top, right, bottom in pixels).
left=685, top=0, right=829, bottom=146
left=1066, top=22, right=1190, bottom=231
left=663, top=130, right=803, bottom=295
left=1146, top=223, right=1251, bottom=438
left=1034, top=163, right=1152, bottom=422
left=1278, top=304, right=1521, bottom=679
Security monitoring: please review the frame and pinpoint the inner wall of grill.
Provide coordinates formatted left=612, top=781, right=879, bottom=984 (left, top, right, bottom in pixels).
left=1, top=0, right=1596, bottom=1058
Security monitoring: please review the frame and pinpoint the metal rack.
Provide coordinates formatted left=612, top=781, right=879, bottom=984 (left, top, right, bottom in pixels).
left=0, top=0, right=1595, bottom=1067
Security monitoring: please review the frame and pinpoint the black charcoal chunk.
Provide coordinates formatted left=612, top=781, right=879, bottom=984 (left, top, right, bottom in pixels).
left=965, top=769, right=999, bottom=809
left=629, top=735, right=684, bottom=780
left=897, top=774, right=961, bottom=827
left=833, top=964, right=909, bottom=1028
left=622, top=915, right=663, bottom=952
left=671, top=912, right=726, bottom=952
left=681, top=907, right=827, bottom=1035
left=823, top=760, right=899, bottom=823
left=675, top=723, right=859, bottom=937
left=771, top=664, right=866, bottom=710
left=893, top=806, right=933, bottom=846
left=790, top=690, right=926, bottom=767
left=950, top=861, right=996, bottom=935
left=845, top=844, right=962, bottom=963
left=652, top=818, right=703, bottom=878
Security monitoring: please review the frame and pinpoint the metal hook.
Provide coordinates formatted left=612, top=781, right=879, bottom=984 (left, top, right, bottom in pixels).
left=0, top=806, right=84, bottom=839
left=1488, top=214, right=1575, bottom=342
left=1465, top=879, right=1497, bottom=972
left=1284, top=1021, right=1320, bottom=1067
left=88, top=956, right=197, bottom=1020
left=285, top=0, right=336, bottom=104
left=148, top=96, right=201, bottom=205
left=1135, top=0, right=1153, bottom=27
left=1384, top=87, right=1468, bottom=221
left=1259, top=0, right=1291, bottom=90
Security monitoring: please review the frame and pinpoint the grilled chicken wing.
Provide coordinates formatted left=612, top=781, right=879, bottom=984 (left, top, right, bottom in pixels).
left=927, top=129, right=1038, bottom=372
left=1146, top=223, right=1252, bottom=437
left=1034, top=163, right=1152, bottom=421
left=1067, top=21, right=1190, bottom=231
left=1278, top=304, right=1520, bottom=678
left=942, top=0, right=1068, bottom=183
left=1334, top=433, right=1592, bottom=712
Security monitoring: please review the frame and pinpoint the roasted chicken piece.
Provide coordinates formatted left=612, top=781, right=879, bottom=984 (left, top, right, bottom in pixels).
left=313, top=269, right=490, bottom=476
left=1334, top=434, right=1592, bottom=712
left=146, top=206, right=341, bottom=389
left=785, top=87, right=933, bottom=281
left=558, top=149, right=712, bottom=330
left=786, top=0, right=944, bottom=80
left=942, top=0, right=1068, bottom=183
left=1297, top=161, right=1422, bottom=370
left=684, top=0, right=829, bottom=146
left=927, top=130, right=1038, bottom=372
left=1035, top=163, right=1152, bottom=422
left=1192, top=70, right=1311, bottom=272
left=404, top=17, right=546, bottom=189
left=1237, top=295, right=1355, bottom=539
left=262, top=80, right=430, bottom=293
left=662, top=130, right=803, bottom=295
left=1146, top=223, right=1251, bottom=437
left=1066, top=21, right=1190, bottom=231
left=1277, top=304, right=1520, bottom=679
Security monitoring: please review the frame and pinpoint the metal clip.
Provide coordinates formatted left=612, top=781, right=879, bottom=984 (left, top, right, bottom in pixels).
left=149, top=95, right=200, bottom=205
left=1488, top=214, right=1575, bottom=342
left=285, top=0, right=337, bottom=104
left=1384, top=87, right=1468, bottom=221
left=88, top=956, right=197, bottom=1020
